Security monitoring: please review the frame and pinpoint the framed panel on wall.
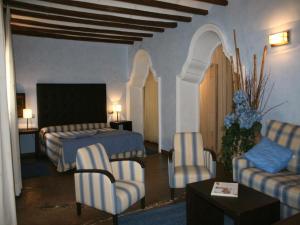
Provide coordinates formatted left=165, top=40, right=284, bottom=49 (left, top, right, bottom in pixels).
left=16, top=93, right=25, bottom=118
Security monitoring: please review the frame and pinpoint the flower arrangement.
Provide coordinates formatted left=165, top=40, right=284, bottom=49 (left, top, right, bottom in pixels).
left=224, top=91, right=262, bottom=130
left=221, top=31, right=283, bottom=171
left=222, top=91, right=262, bottom=171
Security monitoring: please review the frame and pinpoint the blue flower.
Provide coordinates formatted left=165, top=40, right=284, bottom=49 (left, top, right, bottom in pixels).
left=235, top=101, right=250, bottom=116
left=238, top=109, right=262, bottom=129
left=233, top=90, right=248, bottom=105
left=224, top=113, right=236, bottom=129
left=224, top=90, right=263, bottom=130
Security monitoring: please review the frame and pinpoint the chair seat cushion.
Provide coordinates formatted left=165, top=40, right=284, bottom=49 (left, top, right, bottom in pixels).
left=239, top=167, right=300, bottom=209
left=173, top=166, right=212, bottom=188
left=116, top=180, right=145, bottom=214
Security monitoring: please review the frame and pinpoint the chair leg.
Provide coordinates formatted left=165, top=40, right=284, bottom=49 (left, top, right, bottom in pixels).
left=141, top=197, right=145, bottom=209
left=113, top=215, right=118, bottom=225
left=170, top=188, right=175, bottom=200
left=76, top=203, right=81, bottom=216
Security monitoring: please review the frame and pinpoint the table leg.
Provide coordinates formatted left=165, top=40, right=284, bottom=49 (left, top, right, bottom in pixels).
left=186, top=186, right=223, bottom=225
left=35, top=132, right=40, bottom=158
left=236, top=201, right=280, bottom=225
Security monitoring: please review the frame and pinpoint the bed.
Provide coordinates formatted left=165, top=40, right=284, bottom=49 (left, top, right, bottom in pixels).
left=37, top=84, right=145, bottom=172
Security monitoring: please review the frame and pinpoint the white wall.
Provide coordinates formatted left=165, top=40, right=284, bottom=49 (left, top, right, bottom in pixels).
left=13, top=0, right=300, bottom=152
left=176, top=77, right=199, bottom=132
left=13, top=35, right=129, bottom=153
left=128, top=0, right=300, bottom=150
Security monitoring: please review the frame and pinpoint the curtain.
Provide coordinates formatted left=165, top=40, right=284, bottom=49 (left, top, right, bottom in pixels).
left=143, top=71, right=158, bottom=143
left=199, top=45, right=233, bottom=158
left=0, top=4, right=19, bottom=225
left=5, top=8, right=22, bottom=196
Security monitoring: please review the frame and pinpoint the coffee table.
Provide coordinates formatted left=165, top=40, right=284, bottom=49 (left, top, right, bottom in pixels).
left=186, top=179, right=280, bottom=225
left=273, top=213, right=300, bottom=225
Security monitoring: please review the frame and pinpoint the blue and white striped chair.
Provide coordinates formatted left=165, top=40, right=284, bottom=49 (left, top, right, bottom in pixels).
left=233, top=120, right=300, bottom=219
left=168, top=132, right=217, bottom=200
left=74, top=143, right=145, bottom=225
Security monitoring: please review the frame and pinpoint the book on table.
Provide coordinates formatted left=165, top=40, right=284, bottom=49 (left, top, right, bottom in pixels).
left=211, top=182, right=238, bottom=197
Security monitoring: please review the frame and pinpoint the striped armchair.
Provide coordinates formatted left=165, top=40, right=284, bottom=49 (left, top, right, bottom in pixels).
left=168, top=132, right=217, bottom=200
left=233, top=120, right=300, bottom=219
left=74, top=143, right=145, bottom=225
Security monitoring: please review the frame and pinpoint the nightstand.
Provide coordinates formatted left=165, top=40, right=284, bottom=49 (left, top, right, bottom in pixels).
left=110, top=121, right=132, bottom=131
left=19, top=128, right=40, bottom=157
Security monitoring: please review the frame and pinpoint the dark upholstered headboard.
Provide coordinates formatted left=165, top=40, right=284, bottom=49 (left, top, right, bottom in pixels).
left=37, top=83, right=107, bottom=129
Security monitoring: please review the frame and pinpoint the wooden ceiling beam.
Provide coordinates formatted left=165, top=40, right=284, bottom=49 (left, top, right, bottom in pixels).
left=38, top=0, right=192, bottom=22
left=112, top=0, right=208, bottom=15
left=11, top=18, right=153, bottom=37
left=194, top=0, right=228, bottom=6
left=11, top=9, right=164, bottom=32
left=11, top=24, right=143, bottom=41
left=12, top=28, right=134, bottom=45
left=9, top=1, right=177, bottom=28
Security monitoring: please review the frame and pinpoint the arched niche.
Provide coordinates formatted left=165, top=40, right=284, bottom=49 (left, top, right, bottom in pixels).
left=127, top=49, right=162, bottom=152
left=176, top=24, right=232, bottom=132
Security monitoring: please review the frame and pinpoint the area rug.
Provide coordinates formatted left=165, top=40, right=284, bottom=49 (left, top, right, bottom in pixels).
left=119, top=202, right=186, bottom=225
left=21, top=161, right=51, bottom=179
left=119, top=202, right=234, bottom=225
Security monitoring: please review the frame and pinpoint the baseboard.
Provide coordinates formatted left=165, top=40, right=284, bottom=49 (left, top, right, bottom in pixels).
left=21, top=153, right=36, bottom=159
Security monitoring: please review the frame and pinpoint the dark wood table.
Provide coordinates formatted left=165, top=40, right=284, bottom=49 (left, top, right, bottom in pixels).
left=110, top=121, right=132, bottom=131
left=19, top=128, right=40, bottom=157
left=187, top=179, right=280, bottom=225
left=273, top=213, right=300, bottom=225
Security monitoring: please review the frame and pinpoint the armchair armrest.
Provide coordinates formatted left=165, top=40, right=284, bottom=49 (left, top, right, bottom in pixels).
left=232, top=156, right=253, bottom=182
left=204, top=148, right=217, bottom=161
left=168, top=149, right=174, bottom=161
left=75, top=169, right=115, bottom=183
left=110, top=159, right=145, bottom=182
left=203, top=148, right=217, bottom=178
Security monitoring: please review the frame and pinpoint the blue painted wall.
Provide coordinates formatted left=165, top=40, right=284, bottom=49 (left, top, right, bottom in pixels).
left=128, top=0, right=300, bottom=149
left=13, top=35, right=129, bottom=153
left=13, top=0, right=300, bottom=152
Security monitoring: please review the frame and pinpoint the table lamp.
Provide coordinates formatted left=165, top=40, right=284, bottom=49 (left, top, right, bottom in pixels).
left=23, top=108, right=32, bottom=129
left=112, top=104, right=122, bottom=122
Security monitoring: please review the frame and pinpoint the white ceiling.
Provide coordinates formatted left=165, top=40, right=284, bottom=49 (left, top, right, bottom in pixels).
left=8, top=0, right=227, bottom=44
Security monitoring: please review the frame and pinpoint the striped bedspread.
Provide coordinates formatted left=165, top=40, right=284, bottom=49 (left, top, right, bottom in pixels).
left=40, top=123, right=145, bottom=172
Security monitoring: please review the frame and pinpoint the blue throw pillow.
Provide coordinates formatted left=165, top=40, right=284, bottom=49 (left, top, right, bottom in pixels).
left=245, top=137, right=293, bottom=173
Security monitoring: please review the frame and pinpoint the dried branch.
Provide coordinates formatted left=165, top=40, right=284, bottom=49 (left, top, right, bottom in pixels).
left=262, top=101, right=287, bottom=116
left=230, top=31, right=280, bottom=116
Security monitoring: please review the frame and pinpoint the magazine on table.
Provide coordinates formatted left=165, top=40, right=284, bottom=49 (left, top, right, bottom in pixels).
left=211, top=182, right=238, bottom=197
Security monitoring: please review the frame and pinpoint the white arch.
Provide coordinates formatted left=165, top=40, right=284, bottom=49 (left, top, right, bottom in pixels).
left=127, top=49, right=162, bottom=152
left=176, top=24, right=231, bottom=132
left=180, top=23, right=231, bottom=83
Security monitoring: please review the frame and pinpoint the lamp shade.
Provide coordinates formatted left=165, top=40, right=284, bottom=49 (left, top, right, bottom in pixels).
left=112, top=104, right=122, bottom=112
left=269, top=31, right=289, bottom=47
left=23, top=108, right=32, bottom=119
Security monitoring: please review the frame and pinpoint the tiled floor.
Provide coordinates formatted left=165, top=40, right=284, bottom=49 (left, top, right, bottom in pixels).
left=17, top=153, right=185, bottom=225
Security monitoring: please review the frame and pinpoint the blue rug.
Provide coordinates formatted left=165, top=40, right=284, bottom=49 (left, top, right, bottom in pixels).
left=119, top=202, right=234, bottom=225
left=21, top=161, right=51, bottom=179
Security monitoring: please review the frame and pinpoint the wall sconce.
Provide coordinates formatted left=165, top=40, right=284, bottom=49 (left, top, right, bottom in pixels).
left=23, top=108, right=32, bottom=129
left=269, top=31, right=289, bottom=47
left=112, top=104, right=122, bottom=122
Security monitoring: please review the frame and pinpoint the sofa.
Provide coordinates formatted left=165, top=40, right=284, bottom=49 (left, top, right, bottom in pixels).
left=233, top=120, right=300, bottom=219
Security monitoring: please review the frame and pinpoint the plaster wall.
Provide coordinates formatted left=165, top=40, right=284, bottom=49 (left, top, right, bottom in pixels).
left=13, top=35, right=129, bottom=153
left=129, top=0, right=300, bottom=150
